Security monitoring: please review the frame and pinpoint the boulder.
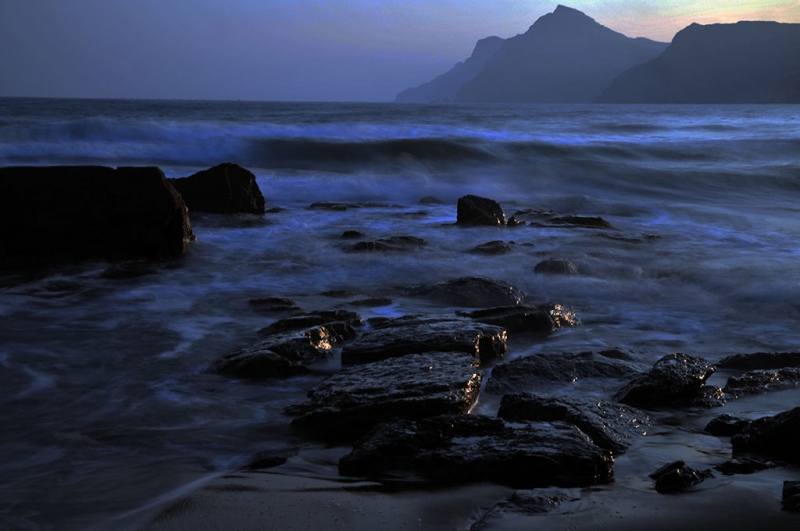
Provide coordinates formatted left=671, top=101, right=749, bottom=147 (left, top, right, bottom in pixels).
left=457, top=195, right=506, bottom=226
left=731, top=407, right=800, bottom=465
left=718, top=351, right=800, bottom=371
left=338, top=415, right=614, bottom=488
left=457, top=304, right=579, bottom=334
left=723, top=368, right=800, bottom=398
left=0, top=165, right=194, bottom=266
left=497, top=393, right=649, bottom=454
left=534, top=258, right=579, bottom=275
left=487, top=349, right=645, bottom=394
left=340, top=316, right=506, bottom=365
left=649, top=461, right=712, bottom=494
left=345, top=236, right=428, bottom=252
left=704, top=414, right=752, bottom=437
left=286, top=352, right=482, bottom=442
left=404, top=276, right=525, bottom=307
left=613, top=353, right=718, bottom=408
left=171, top=163, right=265, bottom=214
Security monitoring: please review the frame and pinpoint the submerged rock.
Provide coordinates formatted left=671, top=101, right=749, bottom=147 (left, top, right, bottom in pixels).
left=469, top=240, right=513, bottom=255
left=404, top=276, right=525, bottom=307
left=551, top=215, right=614, bottom=229
left=714, top=457, right=778, bottom=476
left=718, top=351, right=800, bottom=371
left=613, top=353, right=718, bottom=408
left=497, top=393, right=649, bottom=454
left=470, top=489, right=571, bottom=529
left=510, top=209, right=614, bottom=230
left=457, top=195, right=506, bottom=226
left=723, top=368, right=800, bottom=398
left=340, top=316, right=507, bottom=365
left=171, top=163, right=265, bottom=214
left=0, top=165, right=194, bottom=266
left=345, top=236, right=428, bottom=252
left=534, top=258, right=579, bottom=275
left=286, top=352, right=482, bottom=442
left=338, top=415, right=614, bottom=488
left=731, top=407, right=800, bottom=465
left=457, top=304, right=579, bottom=334
left=247, top=297, right=300, bottom=313
left=257, top=310, right=363, bottom=337
left=649, top=461, right=712, bottom=494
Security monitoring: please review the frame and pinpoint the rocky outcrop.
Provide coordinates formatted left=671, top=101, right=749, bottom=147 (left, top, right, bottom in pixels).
left=286, top=352, right=482, bottom=442
left=731, top=407, right=800, bottom=465
left=404, top=276, right=525, bottom=307
left=340, top=316, right=506, bottom=365
left=457, top=195, right=506, bottom=226
left=0, top=165, right=194, bottom=267
left=613, top=353, right=720, bottom=408
left=171, top=163, right=265, bottom=214
left=718, top=351, right=800, bottom=371
left=723, top=368, right=800, bottom=398
left=338, top=414, right=614, bottom=488
left=497, top=393, right=649, bottom=454
left=456, top=304, right=579, bottom=334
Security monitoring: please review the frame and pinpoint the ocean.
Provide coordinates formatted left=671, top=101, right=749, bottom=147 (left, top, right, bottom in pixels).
left=1, top=98, right=800, bottom=530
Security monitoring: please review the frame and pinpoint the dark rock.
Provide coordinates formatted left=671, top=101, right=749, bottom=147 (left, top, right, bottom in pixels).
left=340, top=230, right=365, bottom=240
left=404, top=276, right=525, bottom=307
left=704, top=414, right=752, bottom=437
left=724, top=368, right=800, bottom=398
left=613, top=353, right=717, bottom=408
left=457, top=304, right=579, bottom=334
left=692, top=385, right=727, bottom=408
left=338, top=415, right=614, bottom=488
left=552, top=216, right=613, bottom=229
left=487, top=349, right=644, bottom=394
left=469, top=240, right=512, bottom=255
left=783, top=481, right=800, bottom=512
left=245, top=454, right=289, bottom=471
left=649, top=461, right=712, bottom=494
left=247, top=297, right=300, bottom=313
left=345, top=236, right=428, bottom=252
left=506, top=215, right=525, bottom=227
left=470, top=490, right=569, bottom=530
left=498, top=393, right=649, bottom=454
left=0, top=165, right=194, bottom=266
left=718, top=351, right=800, bottom=371
left=534, top=258, right=579, bottom=275
left=320, top=289, right=359, bottom=298
left=457, top=195, right=506, bottom=226
left=418, top=195, right=444, bottom=205
left=714, top=457, right=777, bottom=476
left=340, top=316, right=506, bottom=365
left=731, top=407, right=800, bottom=465
left=308, top=202, right=360, bottom=211
left=286, top=352, right=482, bottom=442
left=210, top=325, right=342, bottom=379
left=258, top=310, right=363, bottom=337
left=349, top=297, right=393, bottom=308
left=171, top=163, right=265, bottom=214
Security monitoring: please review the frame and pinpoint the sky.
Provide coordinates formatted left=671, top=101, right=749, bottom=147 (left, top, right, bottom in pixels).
left=1, top=0, right=799, bottom=102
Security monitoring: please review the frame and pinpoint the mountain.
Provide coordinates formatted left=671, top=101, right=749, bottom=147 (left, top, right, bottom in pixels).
left=395, top=36, right=505, bottom=103
left=597, top=21, right=800, bottom=103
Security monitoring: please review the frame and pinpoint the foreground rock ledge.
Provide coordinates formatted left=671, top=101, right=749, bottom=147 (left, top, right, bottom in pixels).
left=339, top=415, right=614, bottom=488
left=0, top=165, right=194, bottom=266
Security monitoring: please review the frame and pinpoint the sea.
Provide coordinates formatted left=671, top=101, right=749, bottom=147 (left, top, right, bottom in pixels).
left=1, top=98, right=800, bottom=530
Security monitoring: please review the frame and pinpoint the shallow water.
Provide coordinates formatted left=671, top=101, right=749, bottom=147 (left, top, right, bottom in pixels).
left=1, top=99, right=800, bottom=529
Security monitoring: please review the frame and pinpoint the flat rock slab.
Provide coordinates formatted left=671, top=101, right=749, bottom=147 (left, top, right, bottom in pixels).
left=338, top=415, right=614, bottom=488
left=286, top=352, right=482, bottom=442
left=171, top=163, right=265, bottom=214
left=613, top=353, right=718, bottom=408
left=340, top=317, right=506, bottom=365
left=731, top=407, right=800, bottom=465
left=404, top=276, right=525, bottom=308
left=497, top=393, right=649, bottom=454
left=486, top=349, right=645, bottom=394
left=718, top=351, right=800, bottom=371
left=724, top=368, right=800, bottom=398
left=457, top=304, right=579, bottom=334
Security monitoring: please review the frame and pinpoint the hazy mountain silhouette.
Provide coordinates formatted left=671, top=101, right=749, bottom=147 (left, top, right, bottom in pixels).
left=597, top=21, right=800, bottom=103
left=395, top=36, right=505, bottom=103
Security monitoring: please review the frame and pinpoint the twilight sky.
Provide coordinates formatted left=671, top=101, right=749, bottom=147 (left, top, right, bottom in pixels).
left=1, top=0, right=799, bottom=102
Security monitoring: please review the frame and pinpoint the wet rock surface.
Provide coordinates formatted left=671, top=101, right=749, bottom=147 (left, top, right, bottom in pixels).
left=723, top=367, right=800, bottom=397
left=613, top=353, right=717, bottom=408
left=714, top=457, right=779, bottom=476
left=404, top=276, right=525, bottom=307
left=718, top=351, right=800, bottom=371
left=257, top=310, right=364, bottom=337
left=649, top=460, right=713, bottom=494
left=456, top=194, right=506, bottom=226
left=731, top=407, right=800, bottom=465
left=470, top=489, right=571, bottom=530
left=286, top=352, right=482, bottom=442
left=340, top=316, right=507, bottom=365
left=345, top=235, right=428, bottom=252
left=497, top=393, right=649, bottom=454
left=534, top=258, right=579, bottom=275
left=487, top=349, right=644, bottom=393
left=170, top=162, right=265, bottom=214
left=509, top=209, right=614, bottom=229
left=469, top=240, right=513, bottom=255
left=704, top=414, right=752, bottom=437
left=338, top=414, right=614, bottom=488
left=457, top=304, right=579, bottom=334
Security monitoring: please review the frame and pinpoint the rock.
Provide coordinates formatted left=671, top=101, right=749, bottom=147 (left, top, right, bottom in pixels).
left=551, top=215, right=614, bottom=229
left=418, top=195, right=443, bottom=205
left=613, top=353, right=717, bottom=408
left=457, top=304, right=579, bottom=334
left=210, top=325, right=343, bottom=379
left=340, top=316, right=506, bottom=365
left=783, top=481, right=800, bottom=512
left=404, top=276, right=525, bottom=307
left=338, top=415, right=614, bottom=488
left=718, top=351, right=800, bottom=371
left=469, top=240, right=512, bottom=255
left=497, top=393, right=649, bottom=454
left=704, top=414, right=752, bottom=437
left=286, top=352, right=482, bottom=442
left=649, top=461, right=712, bottom=494
left=534, top=258, right=579, bottom=275
left=308, top=202, right=359, bottom=211
left=257, top=310, right=363, bottom=336
left=723, top=368, right=800, bottom=398
left=345, top=236, right=428, bottom=252
left=510, top=209, right=614, bottom=230
left=247, top=297, right=300, bottom=313
left=714, top=457, right=778, bottom=476
left=731, top=407, right=800, bottom=465
left=470, top=489, right=570, bottom=530
left=487, top=349, right=645, bottom=394
left=245, top=453, right=289, bottom=471
left=0, top=165, right=194, bottom=266
left=457, top=195, right=506, bottom=226
left=171, top=163, right=265, bottom=214
left=340, top=230, right=365, bottom=240
left=348, top=297, right=393, bottom=307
